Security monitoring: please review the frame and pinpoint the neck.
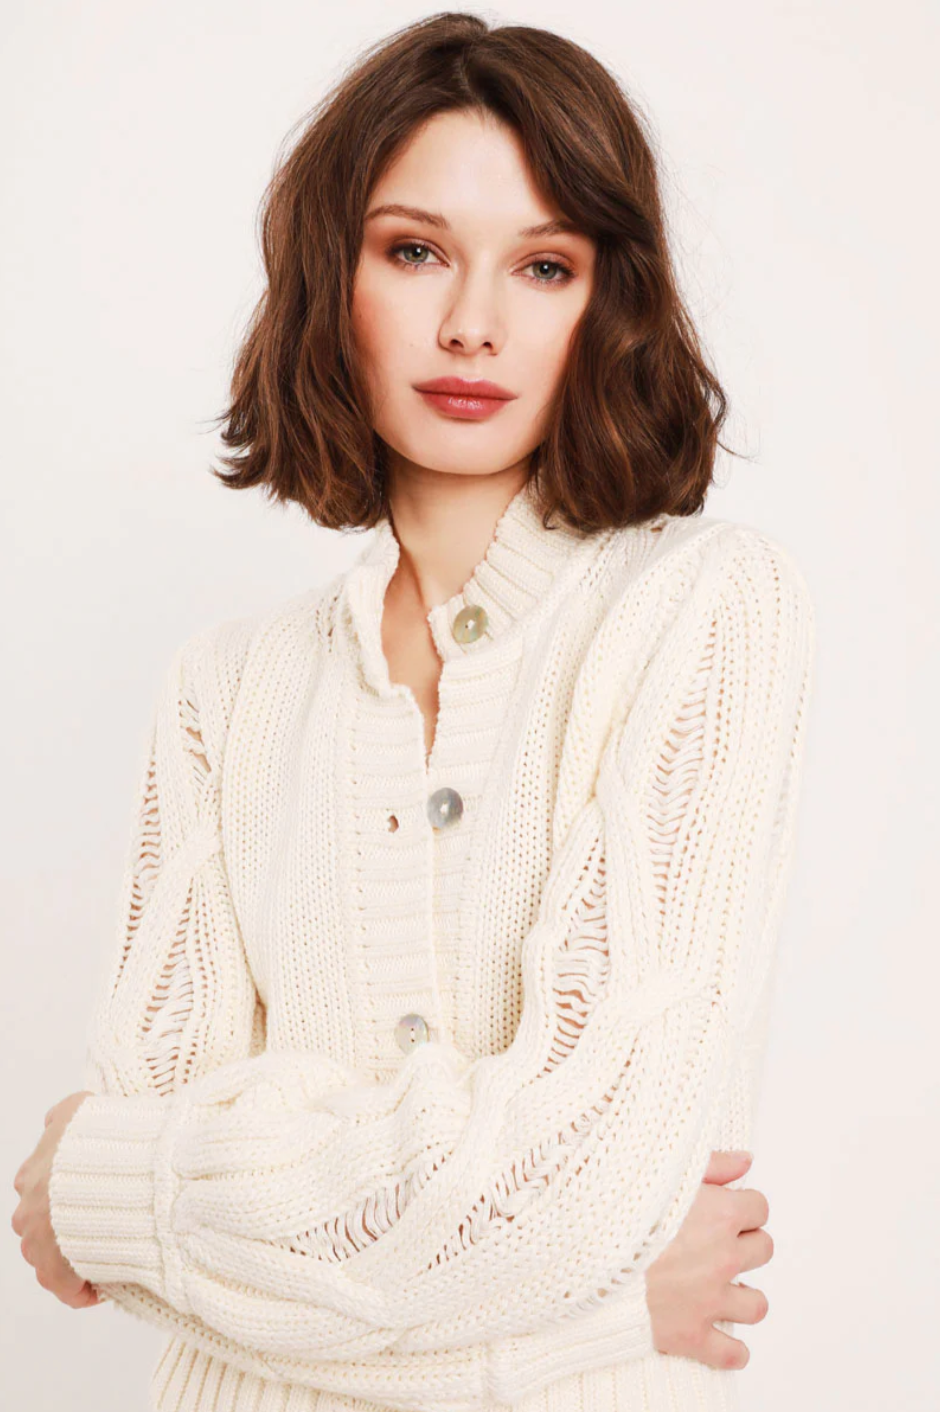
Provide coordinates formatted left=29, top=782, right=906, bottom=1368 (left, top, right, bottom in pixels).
left=385, top=464, right=532, bottom=616
left=342, top=468, right=606, bottom=685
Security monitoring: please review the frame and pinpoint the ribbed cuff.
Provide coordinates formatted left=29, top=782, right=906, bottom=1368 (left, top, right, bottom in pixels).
left=48, top=1091, right=189, bottom=1310
left=486, top=1273, right=655, bottom=1404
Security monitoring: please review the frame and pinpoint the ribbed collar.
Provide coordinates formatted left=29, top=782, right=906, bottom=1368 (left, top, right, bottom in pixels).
left=341, top=477, right=618, bottom=694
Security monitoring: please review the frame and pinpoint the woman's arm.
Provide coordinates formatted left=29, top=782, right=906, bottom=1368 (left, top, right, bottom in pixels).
left=77, top=617, right=266, bottom=1105
left=49, top=528, right=815, bottom=1407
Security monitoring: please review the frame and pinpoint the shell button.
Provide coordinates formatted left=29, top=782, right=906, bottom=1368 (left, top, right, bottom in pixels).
left=427, top=786, right=464, bottom=831
left=395, top=1013, right=430, bottom=1052
left=451, top=604, right=489, bottom=644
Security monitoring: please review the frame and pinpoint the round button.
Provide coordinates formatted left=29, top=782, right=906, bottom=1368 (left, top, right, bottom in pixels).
left=427, top=786, right=464, bottom=830
left=452, top=603, right=489, bottom=644
left=395, top=1013, right=430, bottom=1053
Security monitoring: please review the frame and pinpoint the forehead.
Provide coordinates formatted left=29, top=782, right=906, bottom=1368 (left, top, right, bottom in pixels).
left=368, top=111, right=575, bottom=236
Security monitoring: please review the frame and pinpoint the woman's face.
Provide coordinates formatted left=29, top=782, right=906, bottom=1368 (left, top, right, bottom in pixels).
left=351, top=109, right=596, bottom=482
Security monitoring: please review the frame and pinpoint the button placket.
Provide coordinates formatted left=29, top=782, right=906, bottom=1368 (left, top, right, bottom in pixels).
left=396, top=600, right=485, bottom=1054
left=423, top=599, right=484, bottom=831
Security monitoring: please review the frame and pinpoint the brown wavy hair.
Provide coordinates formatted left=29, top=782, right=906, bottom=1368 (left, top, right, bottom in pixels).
left=209, top=12, right=741, bottom=534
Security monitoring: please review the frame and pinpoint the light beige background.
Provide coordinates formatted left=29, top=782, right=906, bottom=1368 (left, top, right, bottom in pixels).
left=3, top=2, right=937, bottom=1409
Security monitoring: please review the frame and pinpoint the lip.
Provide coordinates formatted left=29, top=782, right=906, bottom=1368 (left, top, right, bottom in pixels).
left=414, top=377, right=517, bottom=400
left=414, top=376, right=517, bottom=422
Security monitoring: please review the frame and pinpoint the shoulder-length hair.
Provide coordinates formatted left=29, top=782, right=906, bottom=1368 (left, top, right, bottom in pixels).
left=210, top=12, right=739, bottom=534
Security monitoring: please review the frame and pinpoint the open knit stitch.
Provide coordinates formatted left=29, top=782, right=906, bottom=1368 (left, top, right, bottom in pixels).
left=49, top=477, right=816, bottom=1412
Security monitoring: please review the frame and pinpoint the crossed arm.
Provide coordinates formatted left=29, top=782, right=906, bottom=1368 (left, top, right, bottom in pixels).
left=37, top=532, right=814, bottom=1409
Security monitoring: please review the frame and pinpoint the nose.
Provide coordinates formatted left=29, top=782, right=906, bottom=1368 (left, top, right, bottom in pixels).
left=438, top=268, right=505, bottom=354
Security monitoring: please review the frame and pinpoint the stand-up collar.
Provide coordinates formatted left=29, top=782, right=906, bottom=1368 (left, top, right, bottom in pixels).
left=340, top=477, right=617, bottom=693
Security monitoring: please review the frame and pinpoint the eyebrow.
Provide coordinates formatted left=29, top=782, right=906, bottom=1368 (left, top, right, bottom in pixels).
left=364, top=202, right=583, bottom=239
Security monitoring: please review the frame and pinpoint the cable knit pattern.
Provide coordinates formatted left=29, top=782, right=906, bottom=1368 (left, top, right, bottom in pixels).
left=48, top=478, right=816, bottom=1412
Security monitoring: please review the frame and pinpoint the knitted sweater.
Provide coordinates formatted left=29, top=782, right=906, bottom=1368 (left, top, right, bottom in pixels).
left=49, top=477, right=816, bottom=1412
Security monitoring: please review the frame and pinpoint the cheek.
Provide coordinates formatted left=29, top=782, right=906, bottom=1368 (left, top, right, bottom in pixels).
left=351, top=281, right=421, bottom=394
left=352, top=299, right=414, bottom=406
left=516, top=318, right=576, bottom=402
left=350, top=276, right=425, bottom=441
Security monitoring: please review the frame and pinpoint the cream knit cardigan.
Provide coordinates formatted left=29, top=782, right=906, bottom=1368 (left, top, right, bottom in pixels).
left=49, top=477, right=816, bottom=1412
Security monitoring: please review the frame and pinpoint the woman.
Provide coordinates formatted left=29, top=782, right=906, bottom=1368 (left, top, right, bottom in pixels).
left=13, top=13, right=815, bottom=1412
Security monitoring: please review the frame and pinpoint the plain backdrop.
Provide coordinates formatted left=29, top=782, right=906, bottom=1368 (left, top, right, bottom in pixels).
left=2, top=2, right=938, bottom=1409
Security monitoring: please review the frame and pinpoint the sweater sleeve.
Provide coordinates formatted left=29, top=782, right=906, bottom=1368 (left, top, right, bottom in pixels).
left=49, top=530, right=816, bottom=1407
left=75, top=621, right=267, bottom=1105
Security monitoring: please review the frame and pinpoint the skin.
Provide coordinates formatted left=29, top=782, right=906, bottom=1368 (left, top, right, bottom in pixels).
left=12, top=108, right=773, bottom=1373
left=12, top=1092, right=98, bottom=1308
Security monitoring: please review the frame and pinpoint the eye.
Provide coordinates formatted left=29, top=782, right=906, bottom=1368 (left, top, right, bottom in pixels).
left=522, top=257, right=575, bottom=288
left=387, top=241, right=442, bottom=270
left=385, top=242, right=576, bottom=290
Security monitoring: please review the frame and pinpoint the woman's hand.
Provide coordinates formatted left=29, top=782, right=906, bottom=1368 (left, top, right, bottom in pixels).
left=645, top=1150, right=772, bottom=1369
left=11, top=1091, right=101, bottom=1308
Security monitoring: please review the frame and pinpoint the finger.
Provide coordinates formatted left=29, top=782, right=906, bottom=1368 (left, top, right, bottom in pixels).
left=60, top=1282, right=100, bottom=1309
left=736, top=1226, right=774, bottom=1274
left=726, top=1185, right=770, bottom=1232
left=39, top=1264, right=89, bottom=1303
left=702, top=1151, right=752, bottom=1185
left=700, top=1327, right=750, bottom=1371
left=718, top=1280, right=769, bottom=1325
